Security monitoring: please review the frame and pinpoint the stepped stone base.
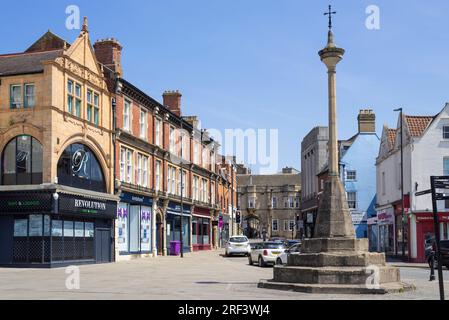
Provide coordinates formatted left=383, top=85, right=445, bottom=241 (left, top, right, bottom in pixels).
left=258, top=280, right=415, bottom=295
left=258, top=237, right=413, bottom=294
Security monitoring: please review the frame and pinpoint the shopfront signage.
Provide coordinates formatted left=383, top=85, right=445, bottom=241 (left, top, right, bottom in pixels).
left=120, top=192, right=153, bottom=206
left=0, top=192, right=52, bottom=214
left=74, top=199, right=107, bottom=211
left=377, top=208, right=395, bottom=225
left=167, top=202, right=191, bottom=216
left=58, top=194, right=117, bottom=218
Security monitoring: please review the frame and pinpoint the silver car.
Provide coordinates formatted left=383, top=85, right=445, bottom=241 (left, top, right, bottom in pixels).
left=225, top=236, right=251, bottom=256
left=276, top=243, right=301, bottom=265
left=248, top=242, right=287, bottom=267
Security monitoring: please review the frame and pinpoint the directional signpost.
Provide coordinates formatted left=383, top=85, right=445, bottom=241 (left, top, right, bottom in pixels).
left=415, top=176, right=447, bottom=301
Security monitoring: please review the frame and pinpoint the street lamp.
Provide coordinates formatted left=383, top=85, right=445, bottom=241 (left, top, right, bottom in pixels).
left=180, top=121, right=184, bottom=258
left=394, top=107, right=405, bottom=260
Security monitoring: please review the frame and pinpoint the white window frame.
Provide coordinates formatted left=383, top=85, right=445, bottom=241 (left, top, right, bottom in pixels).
left=124, top=99, right=131, bottom=131
left=155, top=118, right=162, bottom=146
left=140, top=109, right=147, bottom=140
left=169, top=126, right=175, bottom=154
left=155, top=160, right=161, bottom=191
left=346, top=170, right=357, bottom=181
left=125, top=148, right=133, bottom=184
left=120, top=147, right=126, bottom=182
left=347, top=192, right=357, bottom=209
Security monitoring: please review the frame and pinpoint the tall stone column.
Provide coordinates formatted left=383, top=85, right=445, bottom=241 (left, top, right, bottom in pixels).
left=313, top=31, right=355, bottom=239
left=258, top=22, right=409, bottom=294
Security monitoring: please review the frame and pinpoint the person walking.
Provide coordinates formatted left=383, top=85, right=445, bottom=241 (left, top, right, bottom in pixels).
left=427, top=240, right=437, bottom=282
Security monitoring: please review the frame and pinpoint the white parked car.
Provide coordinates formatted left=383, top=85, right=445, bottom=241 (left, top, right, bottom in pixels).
left=225, top=236, right=251, bottom=256
left=276, top=243, right=301, bottom=265
left=248, top=242, right=287, bottom=267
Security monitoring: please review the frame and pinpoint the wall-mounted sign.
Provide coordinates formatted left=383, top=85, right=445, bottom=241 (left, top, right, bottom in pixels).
left=58, top=194, right=117, bottom=218
left=0, top=192, right=52, bottom=214
left=120, top=192, right=153, bottom=206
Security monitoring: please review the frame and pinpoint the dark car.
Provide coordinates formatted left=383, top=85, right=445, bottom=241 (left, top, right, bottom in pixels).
left=425, top=238, right=449, bottom=269
left=440, top=240, right=449, bottom=269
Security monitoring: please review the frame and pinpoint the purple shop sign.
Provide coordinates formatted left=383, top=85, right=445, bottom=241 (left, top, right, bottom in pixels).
left=218, top=216, right=223, bottom=229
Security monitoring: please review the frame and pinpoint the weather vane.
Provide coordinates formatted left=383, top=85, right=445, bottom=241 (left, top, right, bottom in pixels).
left=324, top=5, right=337, bottom=30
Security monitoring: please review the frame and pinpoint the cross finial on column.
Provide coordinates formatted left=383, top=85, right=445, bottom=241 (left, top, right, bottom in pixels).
left=324, top=5, right=337, bottom=30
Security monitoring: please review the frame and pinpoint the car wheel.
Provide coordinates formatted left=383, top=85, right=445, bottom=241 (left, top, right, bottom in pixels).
left=248, top=255, right=253, bottom=265
left=258, top=256, right=266, bottom=268
left=276, top=258, right=283, bottom=266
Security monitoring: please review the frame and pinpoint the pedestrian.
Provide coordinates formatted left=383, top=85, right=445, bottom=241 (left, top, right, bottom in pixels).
left=427, top=240, right=436, bottom=282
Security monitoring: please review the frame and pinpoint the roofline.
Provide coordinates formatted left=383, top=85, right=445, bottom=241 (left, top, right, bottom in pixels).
left=0, top=70, right=44, bottom=77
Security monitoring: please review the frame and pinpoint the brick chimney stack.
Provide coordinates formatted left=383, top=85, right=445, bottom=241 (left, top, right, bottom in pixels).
left=93, top=38, right=123, bottom=77
left=358, top=109, right=376, bottom=133
left=163, top=90, right=182, bottom=116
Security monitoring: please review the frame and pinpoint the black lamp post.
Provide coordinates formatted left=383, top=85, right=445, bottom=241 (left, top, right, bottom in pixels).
left=180, top=121, right=184, bottom=258
left=394, top=108, right=405, bottom=259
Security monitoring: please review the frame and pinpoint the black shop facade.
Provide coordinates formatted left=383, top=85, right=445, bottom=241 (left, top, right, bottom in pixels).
left=0, top=140, right=118, bottom=267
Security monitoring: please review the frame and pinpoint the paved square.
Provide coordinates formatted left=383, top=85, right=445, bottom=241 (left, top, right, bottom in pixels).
left=0, top=250, right=448, bottom=300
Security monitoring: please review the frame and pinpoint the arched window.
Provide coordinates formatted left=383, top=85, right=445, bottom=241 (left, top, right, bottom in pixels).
left=1, top=135, right=43, bottom=185
left=57, top=143, right=106, bottom=193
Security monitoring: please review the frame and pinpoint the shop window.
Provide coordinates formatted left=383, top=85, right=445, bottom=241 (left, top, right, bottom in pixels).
left=1, top=135, right=43, bottom=185
left=129, top=206, right=140, bottom=252
left=56, top=143, right=106, bottom=193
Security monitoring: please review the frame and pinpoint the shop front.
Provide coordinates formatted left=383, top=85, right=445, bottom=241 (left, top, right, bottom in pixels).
left=377, top=207, right=395, bottom=255
left=411, top=212, right=449, bottom=263
left=116, top=192, right=153, bottom=258
left=0, top=189, right=117, bottom=267
left=166, top=202, right=191, bottom=255
left=192, top=207, right=211, bottom=251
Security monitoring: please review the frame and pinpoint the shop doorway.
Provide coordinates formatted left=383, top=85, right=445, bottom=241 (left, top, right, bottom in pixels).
left=95, top=228, right=111, bottom=263
left=156, top=214, right=163, bottom=255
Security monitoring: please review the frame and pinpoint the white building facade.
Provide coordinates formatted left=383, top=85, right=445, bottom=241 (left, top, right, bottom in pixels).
left=375, top=104, right=449, bottom=262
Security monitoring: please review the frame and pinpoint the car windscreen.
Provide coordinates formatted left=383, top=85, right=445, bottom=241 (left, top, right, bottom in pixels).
left=263, top=243, right=285, bottom=249
left=229, top=237, right=248, bottom=243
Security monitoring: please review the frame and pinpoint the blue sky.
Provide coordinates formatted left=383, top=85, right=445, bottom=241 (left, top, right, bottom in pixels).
left=2, top=0, right=449, bottom=173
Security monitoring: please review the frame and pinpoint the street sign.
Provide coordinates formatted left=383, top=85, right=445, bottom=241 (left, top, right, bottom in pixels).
left=415, top=189, right=431, bottom=197
left=415, top=176, right=447, bottom=300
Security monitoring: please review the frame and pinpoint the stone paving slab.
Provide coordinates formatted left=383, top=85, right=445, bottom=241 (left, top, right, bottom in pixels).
left=0, top=250, right=447, bottom=300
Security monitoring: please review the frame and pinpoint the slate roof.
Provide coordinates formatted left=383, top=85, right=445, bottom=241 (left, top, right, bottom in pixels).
left=0, top=50, right=62, bottom=77
left=404, top=116, right=434, bottom=137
